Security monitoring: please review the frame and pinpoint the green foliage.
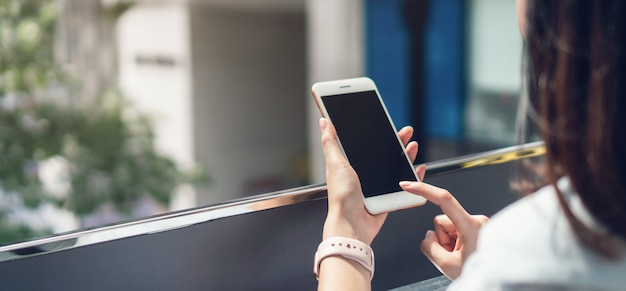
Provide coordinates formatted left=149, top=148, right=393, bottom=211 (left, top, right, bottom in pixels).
left=0, top=92, right=206, bottom=215
left=0, top=210, right=50, bottom=245
left=0, top=0, right=62, bottom=97
left=0, top=0, right=207, bottom=244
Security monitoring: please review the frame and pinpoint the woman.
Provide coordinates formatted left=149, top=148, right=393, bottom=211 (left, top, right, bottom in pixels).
left=316, top=0, right=626, bottom=290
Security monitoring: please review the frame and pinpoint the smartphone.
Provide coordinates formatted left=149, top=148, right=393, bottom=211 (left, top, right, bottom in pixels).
left=312, top=77, right=426, bottom=214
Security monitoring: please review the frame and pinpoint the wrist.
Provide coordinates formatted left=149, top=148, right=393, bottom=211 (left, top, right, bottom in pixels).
left=323, top=215, right=367, bottom=244
left=314, top=236, right=375, bottom=280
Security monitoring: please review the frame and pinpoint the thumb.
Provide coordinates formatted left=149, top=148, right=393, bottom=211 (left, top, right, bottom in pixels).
left=420, top=230, right=449, bottom=263
left=420, top=230, right=462, bottom=279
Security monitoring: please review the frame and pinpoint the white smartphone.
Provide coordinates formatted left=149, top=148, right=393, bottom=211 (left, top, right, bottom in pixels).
left=312, top=77, right=426, bottom=214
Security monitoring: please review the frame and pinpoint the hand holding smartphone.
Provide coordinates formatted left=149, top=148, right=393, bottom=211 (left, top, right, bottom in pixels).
left=312, top=77, right=426, bottom=214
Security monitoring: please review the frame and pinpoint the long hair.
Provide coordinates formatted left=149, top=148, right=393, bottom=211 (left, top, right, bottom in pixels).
left=524, top=0, right=626, bottom=258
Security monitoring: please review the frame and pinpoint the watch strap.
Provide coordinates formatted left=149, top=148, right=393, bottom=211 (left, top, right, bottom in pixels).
left=313, top=237, right=374, bottom=280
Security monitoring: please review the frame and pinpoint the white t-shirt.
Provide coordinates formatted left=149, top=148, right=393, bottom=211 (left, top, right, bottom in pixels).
left=448, top=178, right=626, bottom=291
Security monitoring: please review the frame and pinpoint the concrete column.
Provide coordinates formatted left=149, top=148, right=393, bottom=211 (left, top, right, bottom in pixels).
left=306, top=0, right=365, bottom=183
left=117, top=3, right=196, bottom=210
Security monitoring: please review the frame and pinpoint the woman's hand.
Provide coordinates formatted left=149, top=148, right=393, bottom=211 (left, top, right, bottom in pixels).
left=320, top=118, right=425, bottom=244
left=399, top=181, right=489, bottom=279
left=318, top=117, right=424, bottom=290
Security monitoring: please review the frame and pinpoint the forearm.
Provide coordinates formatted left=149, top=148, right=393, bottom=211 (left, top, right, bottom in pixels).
left=318, top=256, right=371, bottom=291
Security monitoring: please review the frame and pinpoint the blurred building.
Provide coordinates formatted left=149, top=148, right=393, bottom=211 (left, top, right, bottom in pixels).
left=116, top=0, right=309, bottom=207
left=56, top=0, right=119, bottom=103
left=51, top=0, right=521, bottom=219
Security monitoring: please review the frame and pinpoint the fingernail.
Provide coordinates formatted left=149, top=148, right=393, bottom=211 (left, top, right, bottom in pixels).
left=425, top=230, right=434, bottom=239
left=399, top=181, right=412, bottom=187
left=319, top=118, right=328, bottom=130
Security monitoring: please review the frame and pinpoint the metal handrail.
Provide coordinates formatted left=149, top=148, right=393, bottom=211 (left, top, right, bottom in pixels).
left=0, top=141, right=545, bottom=262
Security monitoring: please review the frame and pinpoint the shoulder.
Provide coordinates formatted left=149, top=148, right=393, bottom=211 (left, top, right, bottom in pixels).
left=479, top=182, right=562, bottom=251
left=450, top=178, right=626, bottom=290
left=461, top=184, right=567, bottom=280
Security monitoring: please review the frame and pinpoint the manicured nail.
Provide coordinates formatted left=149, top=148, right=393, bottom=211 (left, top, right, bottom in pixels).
left=319, top=118, right=328, bottom=130
left=399, top=181, right=412, bottom=187
left=425, top=230, right=434, bottom=239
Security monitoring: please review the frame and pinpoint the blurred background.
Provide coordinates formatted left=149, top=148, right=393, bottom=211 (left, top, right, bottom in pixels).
left=0, top=0, right=521, bottom=245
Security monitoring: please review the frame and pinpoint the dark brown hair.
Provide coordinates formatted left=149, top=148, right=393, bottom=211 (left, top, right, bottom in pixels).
left=524, top=0, right=626, bottom=258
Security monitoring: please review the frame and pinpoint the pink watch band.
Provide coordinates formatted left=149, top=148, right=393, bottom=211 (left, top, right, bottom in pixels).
left=313, top=237, right=375, bottom=280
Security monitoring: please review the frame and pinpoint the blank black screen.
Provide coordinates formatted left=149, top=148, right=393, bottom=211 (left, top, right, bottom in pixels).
left=322, top=91, right=417, bottom=197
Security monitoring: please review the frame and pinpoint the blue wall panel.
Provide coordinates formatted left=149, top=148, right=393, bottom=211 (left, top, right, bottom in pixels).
left=424, top=0, right=464, bottom=138
left=365, top=0, right=410, bottom=127
left=366, top=0, right=464, bottom=138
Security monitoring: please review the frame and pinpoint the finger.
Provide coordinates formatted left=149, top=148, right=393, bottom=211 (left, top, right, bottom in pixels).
left=416, top=164, right=426, bottom=181
left=398, top=126, right=414, bottom=146
left=319, top=118, right=349, bottom=169
left=399, top=181, right=473, bottom=229
left=398, top=126, right=418, bottom=165
left=421, top=230, right=463, bottom=279
left=406, top=141, right=418, bottom=162
left=474, top=214, right=490, bottom=224
left=421, top=230, right=455, bottom=273
left=433, top=215, right=457, bottom=252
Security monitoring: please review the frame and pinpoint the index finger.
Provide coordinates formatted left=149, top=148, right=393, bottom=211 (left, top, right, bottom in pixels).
left=399, top=181, right=473, bottom=229
left=398, top=126, right=414, bottom=146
